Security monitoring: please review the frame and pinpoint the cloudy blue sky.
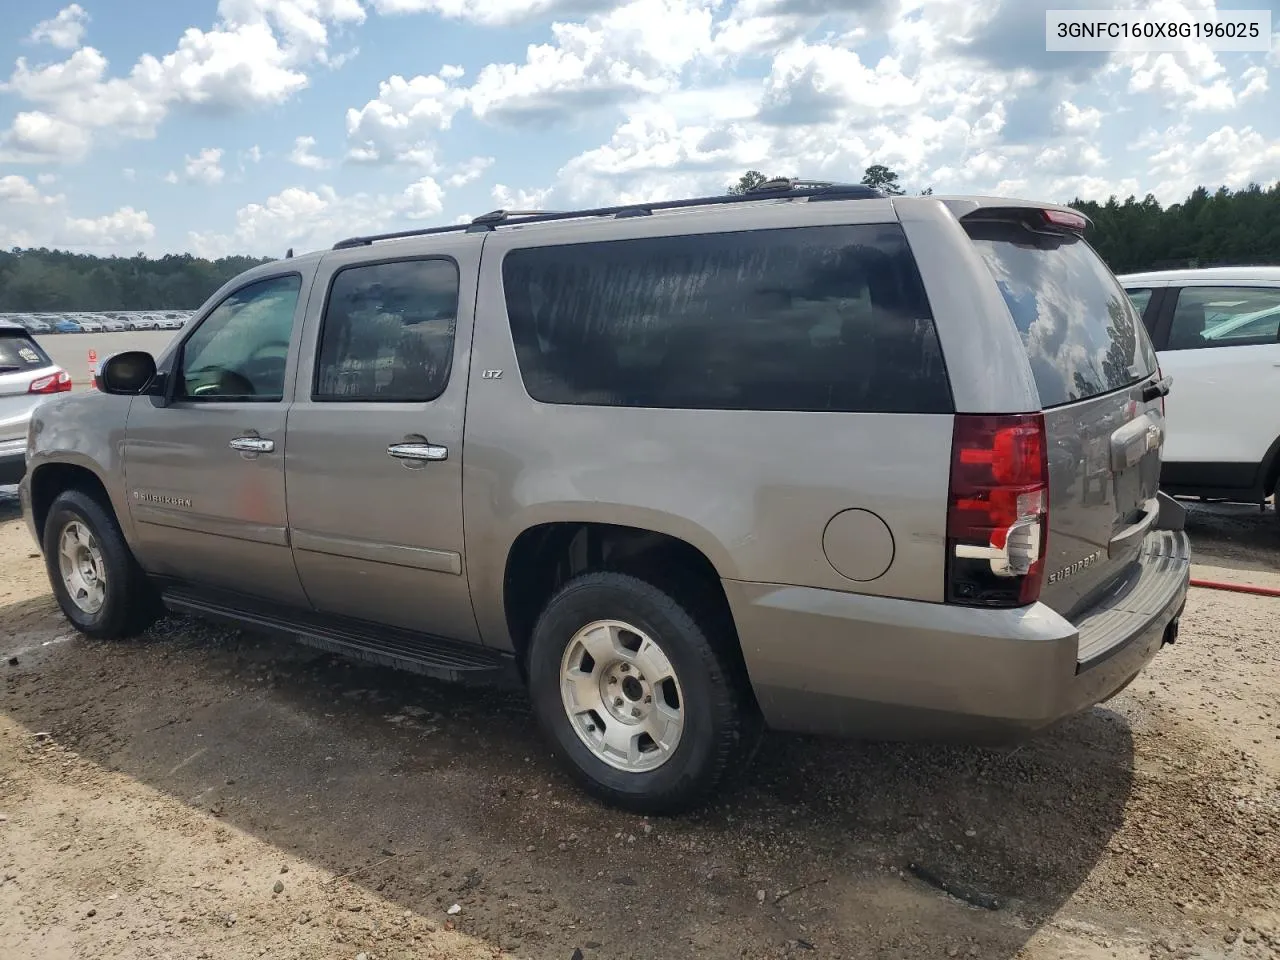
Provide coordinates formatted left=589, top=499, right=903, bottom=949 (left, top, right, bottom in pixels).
left=0, top=0, right=1277, bottom=257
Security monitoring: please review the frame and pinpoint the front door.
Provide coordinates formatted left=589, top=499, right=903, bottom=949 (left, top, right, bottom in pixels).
left=1157, top=283, right=1280, bottom=474
left=284, top=236, right=481, bottom=643
left=123, top=270, right=314, bottom=606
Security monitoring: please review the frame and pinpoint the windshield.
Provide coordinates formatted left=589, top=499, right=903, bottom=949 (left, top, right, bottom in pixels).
left=965, top=219, right=1158, bottom=407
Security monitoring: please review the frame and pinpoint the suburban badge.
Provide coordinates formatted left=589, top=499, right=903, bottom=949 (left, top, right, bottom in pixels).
left=1047, top=549, right=1105, bottom=584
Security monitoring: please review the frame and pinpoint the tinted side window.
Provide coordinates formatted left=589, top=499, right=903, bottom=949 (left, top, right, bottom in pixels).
left=501, top=225, right=951, bottom=413
left=1166, top=286, right=1280, bottom=351
left=178, top=275, right=301, bottom=402
left=315, top=258, right=459, bottom=402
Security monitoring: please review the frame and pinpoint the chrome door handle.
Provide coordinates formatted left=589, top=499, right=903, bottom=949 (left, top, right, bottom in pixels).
left=388, top=442, right=448, bottom=462
left=229, top=436, right=274, bottom=453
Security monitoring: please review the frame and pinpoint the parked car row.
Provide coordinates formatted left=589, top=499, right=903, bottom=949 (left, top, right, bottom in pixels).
left=0, top=312, right=191, bottom=335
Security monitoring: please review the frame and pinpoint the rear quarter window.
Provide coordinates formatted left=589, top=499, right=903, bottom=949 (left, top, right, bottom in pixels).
left=501, top=223, right=952, bottom=414
left=0, top=331, right=52, bottom=371
left=965, top=219, right=1157, bottom=408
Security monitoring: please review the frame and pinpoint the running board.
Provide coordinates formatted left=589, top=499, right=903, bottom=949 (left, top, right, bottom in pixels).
left=160, top=587, right=518, bottom=686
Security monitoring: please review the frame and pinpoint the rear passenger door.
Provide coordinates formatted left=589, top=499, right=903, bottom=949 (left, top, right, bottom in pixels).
left=284, top=236, right=482, bottom=643
left=1154, top=283, right=1280, bottom=480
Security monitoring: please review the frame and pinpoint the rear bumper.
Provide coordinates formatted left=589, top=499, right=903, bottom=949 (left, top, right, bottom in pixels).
left=0, top=437, right=27, bottom=485
left=727, top=529, right=1190, bottom=741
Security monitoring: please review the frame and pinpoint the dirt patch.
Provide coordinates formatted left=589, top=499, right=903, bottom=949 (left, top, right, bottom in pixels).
left=2, top=499, right=1279, bottom=960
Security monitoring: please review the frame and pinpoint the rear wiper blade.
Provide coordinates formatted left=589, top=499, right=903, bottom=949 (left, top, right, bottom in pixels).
left=0, top=364, right=24, bottom=373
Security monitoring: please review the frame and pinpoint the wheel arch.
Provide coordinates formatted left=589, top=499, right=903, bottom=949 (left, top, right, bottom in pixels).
left=28, top=459, right=117, bottom=544
left=500, top=519, right=748, bottom=685
left=1260, top=432, right=1280, bottom=501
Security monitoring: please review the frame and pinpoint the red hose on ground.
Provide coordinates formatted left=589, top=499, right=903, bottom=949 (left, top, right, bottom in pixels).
left=1190, top=578, right=1280, bottom=598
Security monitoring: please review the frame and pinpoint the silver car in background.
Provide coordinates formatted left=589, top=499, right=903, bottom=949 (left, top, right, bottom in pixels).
left=0, top=320, right=72, bottom=484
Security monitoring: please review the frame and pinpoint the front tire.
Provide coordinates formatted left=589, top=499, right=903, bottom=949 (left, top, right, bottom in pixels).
left=43, top=489, right=160, bottom=640
left=527, top=571, right=759, bottom=814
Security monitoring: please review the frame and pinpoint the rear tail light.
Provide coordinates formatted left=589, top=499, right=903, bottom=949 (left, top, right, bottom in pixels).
left=946, top=413, right=1049, bottom=607
left=29, top=369, right=73, bottom=394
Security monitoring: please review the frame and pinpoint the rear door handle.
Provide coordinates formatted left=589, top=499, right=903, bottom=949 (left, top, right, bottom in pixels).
left=388, top=442, right=448, bottom=462
left=229, top=436, right=274, bottom=454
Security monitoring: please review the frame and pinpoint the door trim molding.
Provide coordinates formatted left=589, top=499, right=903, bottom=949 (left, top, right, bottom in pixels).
left=135, top=505, right=290, bottom=547
left=291, top=528, right=463, bottom=575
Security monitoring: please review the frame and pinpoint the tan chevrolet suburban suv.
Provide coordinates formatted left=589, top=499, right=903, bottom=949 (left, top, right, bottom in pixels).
left=20, top=182, right=1191, bottom=813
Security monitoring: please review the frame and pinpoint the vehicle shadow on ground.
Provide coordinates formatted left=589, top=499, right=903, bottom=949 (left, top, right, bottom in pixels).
left=1, top=597, right=1137, bottom=960
left=1181, top=500, right=1280, bottom=576
left=0, top=485, right=21, bottom=523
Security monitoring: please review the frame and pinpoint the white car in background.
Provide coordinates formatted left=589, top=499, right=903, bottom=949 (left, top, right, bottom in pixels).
left=1120, top=266, right=1280, bottom=509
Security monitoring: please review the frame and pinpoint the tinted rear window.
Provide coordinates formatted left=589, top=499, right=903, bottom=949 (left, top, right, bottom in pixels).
left=501, top=224, right=952, bottom=413
left=0, top=331, right=52, bottom=371
left=965, top=220, right=1157, bottom=408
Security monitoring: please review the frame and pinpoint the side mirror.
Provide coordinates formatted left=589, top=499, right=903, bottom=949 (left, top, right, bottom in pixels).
left=98, top=351, right=158, bottom=396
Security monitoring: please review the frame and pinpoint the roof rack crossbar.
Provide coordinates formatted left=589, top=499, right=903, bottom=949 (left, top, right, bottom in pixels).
left=331, top=182, right=885, bottom=249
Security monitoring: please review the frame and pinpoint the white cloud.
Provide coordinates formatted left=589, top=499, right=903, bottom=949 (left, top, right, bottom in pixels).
left=0, top=175, right=52, bottom=205
left=28, top=4, right=90, bottom=50
left=0, top=110, right=92, bottom=162
left=556, top=108, right=774, bottom=204
left=402, top=176, right=446, bottom=218
left=1120, top=46, right=1235, bottom=111
left=0, top=174, right=154, bottom=251
left=467, top=0, right=716, bottom=126
left=712, top=0, right=897, bottom=59
left=123, top=168, right=136, bottom=181
left=1239, top=66, right=1268, bottom=101
left=345, top=69, right=468, bottom=165
left=37, top=173, right=58, bottom=185
left=1055, top=101, right=1102, bottom=134
left=191, top=177, right=450, bottom=256
left=1, top=2, right=359, bottom=163
left=185, top=147, right=226, bottom=185
left=366, top=0, right=615, bottom=26
left=491, top=183, right=554, bottom=209
left=446, top=155, right=494, bottom=187
left=289, top=135, right=330, bottom=169
left=1146, top=124, right=1280, bottom=200
left=758, top=42, right=920, bottom=125
left=214, top=0, right=366, bottom=62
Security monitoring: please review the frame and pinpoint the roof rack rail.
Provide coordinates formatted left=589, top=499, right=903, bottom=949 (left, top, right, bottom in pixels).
left=331, top=180, right=886, bottom=250
left=470, top=208, right=558, bottom=225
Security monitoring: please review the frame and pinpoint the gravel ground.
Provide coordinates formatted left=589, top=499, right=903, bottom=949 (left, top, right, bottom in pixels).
left=2, top=487, right=1278, bottom=960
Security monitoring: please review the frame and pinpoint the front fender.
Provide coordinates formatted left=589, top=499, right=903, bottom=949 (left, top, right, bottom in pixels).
left=25, top=392, right=135, bottom=542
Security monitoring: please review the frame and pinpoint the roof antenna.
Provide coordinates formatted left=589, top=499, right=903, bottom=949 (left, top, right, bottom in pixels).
left=285, top=248, right=294, bottom=259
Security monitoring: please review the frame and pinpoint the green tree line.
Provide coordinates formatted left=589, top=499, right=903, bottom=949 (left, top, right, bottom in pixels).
left=2, top=174, right=1279, bottom=312
left=0, top=248, right=270, bottom=313
left=1071, top=183, right=1280, bottom=273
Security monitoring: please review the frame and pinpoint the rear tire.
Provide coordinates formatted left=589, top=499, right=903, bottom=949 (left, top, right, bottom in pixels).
left=43, top=489, right=160, bottom=640
left=527, top=571, right=759, bottom=815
